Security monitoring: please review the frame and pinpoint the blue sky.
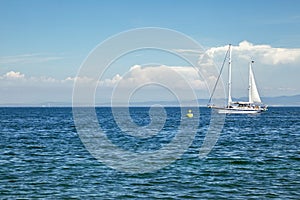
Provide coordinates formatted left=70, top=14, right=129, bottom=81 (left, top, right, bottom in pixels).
left=0, top=0, right=300, bottom=105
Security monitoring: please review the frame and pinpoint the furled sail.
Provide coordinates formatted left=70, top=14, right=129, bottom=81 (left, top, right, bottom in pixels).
left=249, top=61, right=261, bottom=103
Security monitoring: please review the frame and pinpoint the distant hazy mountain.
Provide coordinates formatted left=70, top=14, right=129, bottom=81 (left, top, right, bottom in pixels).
left=261, top=94, right=300, bottom=106
left=132, top=94, right=300, bottom=107
left=103, top=94, right=300, bottom=107
left=1, top=95, right=300, bottom=107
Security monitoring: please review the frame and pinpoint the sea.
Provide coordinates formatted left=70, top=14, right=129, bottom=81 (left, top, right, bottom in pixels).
left=0, top=107, right=299, bottom=199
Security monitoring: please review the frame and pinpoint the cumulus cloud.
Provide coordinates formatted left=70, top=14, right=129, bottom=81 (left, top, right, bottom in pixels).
left=3, top=71, right=25, bottom=79
left=203, top=41, right=300, bottom=65
left=99, top=65, right=206, bottom=90
left=63, top=76, right=95, bottom=84
left=0, top=71, right=101, bottom=87
left=0, top=71, right=64, bottom=84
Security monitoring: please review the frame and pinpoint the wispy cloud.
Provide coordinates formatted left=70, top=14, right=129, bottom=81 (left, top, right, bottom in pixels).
left=173, top=49, right=204, bottom=55
left=0, top=53, right=63, bottom=65
left=261, top=15, right=300, bottom=25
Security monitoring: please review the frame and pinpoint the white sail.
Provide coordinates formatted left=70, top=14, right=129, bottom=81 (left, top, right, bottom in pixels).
left=248, top=61, right=261, bottom=103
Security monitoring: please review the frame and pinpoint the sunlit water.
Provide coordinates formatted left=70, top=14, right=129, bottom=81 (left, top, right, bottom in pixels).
left=0, top=107, right=299, bottom=199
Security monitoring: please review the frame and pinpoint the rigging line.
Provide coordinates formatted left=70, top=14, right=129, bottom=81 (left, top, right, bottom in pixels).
left=208, top=46, right=230, bottom=104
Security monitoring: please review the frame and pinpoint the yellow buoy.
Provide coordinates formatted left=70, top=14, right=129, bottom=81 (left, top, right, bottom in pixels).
left=186, top=109, right=193, bottom=118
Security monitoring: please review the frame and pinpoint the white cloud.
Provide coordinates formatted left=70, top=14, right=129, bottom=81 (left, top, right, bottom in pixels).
left=203, top=41, right=300, bottom=65
left=98, top=65, right=206, bottom=90
left=63, top=76, right=95, bottom=84
left=3, top=71, right=25, bottom=79
left=100, top=74, right=122, bottom=87
left=32, top=76, right=58, bottom=83
left=0, top=71, right=100, bottom=86
left=0, top=71, right=61, bottom=84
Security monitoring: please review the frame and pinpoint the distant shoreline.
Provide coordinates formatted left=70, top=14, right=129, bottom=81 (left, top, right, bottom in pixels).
left=1, top=105, right=300, bottom=108
left=1, top=94, right=299, bottom=108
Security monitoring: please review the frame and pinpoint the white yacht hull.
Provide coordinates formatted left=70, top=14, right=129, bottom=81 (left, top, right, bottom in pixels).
left=213, top=107, right=264, bottom=114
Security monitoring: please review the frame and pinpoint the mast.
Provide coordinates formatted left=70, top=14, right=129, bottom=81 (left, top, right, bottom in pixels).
left=207, top=45, right=231, bottom=106
left=227, top=44, right=232, bottom=106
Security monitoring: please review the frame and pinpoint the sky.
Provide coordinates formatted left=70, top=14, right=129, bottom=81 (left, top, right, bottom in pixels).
left=0, top=0, right=300, bottom=105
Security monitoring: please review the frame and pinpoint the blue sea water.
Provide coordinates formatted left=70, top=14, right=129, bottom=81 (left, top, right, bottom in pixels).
left=0, top=107, right=299, bottom=199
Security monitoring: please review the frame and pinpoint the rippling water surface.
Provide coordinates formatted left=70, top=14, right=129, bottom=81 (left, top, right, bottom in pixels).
left=0, top=107, right=299, bottom=199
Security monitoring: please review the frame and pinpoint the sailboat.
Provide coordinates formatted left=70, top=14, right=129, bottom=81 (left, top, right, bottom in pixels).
left=208, top=44, right=267, bottom=114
